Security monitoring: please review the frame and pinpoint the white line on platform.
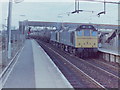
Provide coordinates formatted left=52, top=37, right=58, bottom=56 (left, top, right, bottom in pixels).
left=32, top=40, right=73, bottom=88
left=0, top=51, right=19, bottom=79
left=1, top=46, right=25, bottom=88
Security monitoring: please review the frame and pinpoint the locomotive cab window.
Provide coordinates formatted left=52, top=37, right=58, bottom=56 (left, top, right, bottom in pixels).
left=84, top=30, right=90, bottom=36
left=92, top=31, right=97, bottom=36
left=77, top=30, right=83, bottom=36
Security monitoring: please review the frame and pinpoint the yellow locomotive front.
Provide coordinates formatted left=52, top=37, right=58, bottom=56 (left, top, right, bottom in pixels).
left=75, top=25, right=98, bottom=56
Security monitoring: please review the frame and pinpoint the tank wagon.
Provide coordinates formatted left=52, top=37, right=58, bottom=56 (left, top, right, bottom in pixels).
left=38, top=30, right=51, bottom=42
left=50, top=25, right=98, bottom=57
left=30, top=29, right=51, bottom=42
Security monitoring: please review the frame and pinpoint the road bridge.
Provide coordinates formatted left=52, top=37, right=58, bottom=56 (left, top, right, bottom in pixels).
left=19, top=20, right=118, bottom=32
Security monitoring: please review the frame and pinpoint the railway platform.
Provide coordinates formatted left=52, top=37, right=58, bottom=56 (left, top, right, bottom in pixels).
left=98, top=47, right=120, bottom=64
left=1, top=39, right=73, bottom=88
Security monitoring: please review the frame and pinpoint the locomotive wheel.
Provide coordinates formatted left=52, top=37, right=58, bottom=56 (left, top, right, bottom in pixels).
left=69, top=47, right=73, bottom=54
left=73, top=48, right=76, bottom=55
left=64, top=46, right=67, bottom=52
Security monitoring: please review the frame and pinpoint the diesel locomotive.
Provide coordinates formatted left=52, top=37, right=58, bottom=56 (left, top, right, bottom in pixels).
left=50, top=25, right=98, bottom=57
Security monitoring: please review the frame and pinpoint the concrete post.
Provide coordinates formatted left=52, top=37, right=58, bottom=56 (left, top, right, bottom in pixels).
left=118, top=2, right=120, bottom=56
left=7, top=0, right=12, bottom=59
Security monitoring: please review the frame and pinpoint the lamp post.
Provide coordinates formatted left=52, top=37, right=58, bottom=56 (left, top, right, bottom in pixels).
left=7, top=0, right=24, bottom=59
left=7, top=0, right=12, bottom=59
left=118, top=2, right=120, bottom=56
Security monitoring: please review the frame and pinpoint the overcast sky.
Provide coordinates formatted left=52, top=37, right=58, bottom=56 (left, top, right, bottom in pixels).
left=0, top=0, right=119, bottom=30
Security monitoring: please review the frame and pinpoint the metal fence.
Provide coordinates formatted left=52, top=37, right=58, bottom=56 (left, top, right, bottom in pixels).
left=0, top=30, right=25, bottom=74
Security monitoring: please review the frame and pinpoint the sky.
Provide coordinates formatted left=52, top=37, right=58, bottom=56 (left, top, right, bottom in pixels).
left=0, top=0, right=119, bottom=30
left=0, top=0, right=120, bottom=2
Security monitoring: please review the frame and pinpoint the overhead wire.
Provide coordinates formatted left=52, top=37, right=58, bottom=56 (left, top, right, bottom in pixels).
left=77, top=0, right=119, bottom=4
left=57, top=0, right=118, bottom=24
left=58, top=2, right=74, bottom=16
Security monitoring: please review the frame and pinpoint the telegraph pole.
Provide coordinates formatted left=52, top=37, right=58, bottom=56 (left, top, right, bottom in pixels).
left=7, top=0, right=12, bottom=59
left=118, top=2, right=120, bottom=56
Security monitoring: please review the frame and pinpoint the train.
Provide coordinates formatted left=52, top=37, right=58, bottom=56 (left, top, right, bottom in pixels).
left=30, top=25, right=98, bottom=57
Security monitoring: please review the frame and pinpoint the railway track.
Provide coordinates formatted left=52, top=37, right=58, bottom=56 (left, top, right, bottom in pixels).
left=92, top=59, right=119, bottom=69
left=83, top=59, right=120, bottom=78
left=37, top=40, right=105, bottom=88
left=37, top=40, right=119, bottom=88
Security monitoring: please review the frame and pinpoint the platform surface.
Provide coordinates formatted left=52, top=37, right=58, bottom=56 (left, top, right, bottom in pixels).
left=3, top=39, right=73, bottom=88
left=98, top=48, right=119, bottom=56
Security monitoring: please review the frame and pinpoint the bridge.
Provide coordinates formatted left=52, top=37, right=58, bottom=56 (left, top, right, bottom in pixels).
left=19, top=20, right=118, bottom=30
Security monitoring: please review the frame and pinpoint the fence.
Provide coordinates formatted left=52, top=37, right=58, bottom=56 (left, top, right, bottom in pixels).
left=0, top=30, right=25, bottom=74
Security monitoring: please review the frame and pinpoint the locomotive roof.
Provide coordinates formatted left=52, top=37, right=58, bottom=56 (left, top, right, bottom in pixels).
left=53, top=25, right=97, bottom=32
left=76, top=25, right=97, bottom=31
